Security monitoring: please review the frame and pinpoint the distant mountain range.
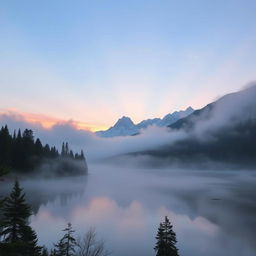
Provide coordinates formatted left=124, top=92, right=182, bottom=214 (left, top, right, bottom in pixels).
left=96, top=107, right=194, bottom=137
left=116, top=85, right=256, bottom=168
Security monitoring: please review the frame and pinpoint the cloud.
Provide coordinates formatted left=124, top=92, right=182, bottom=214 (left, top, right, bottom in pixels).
left=0, top=109, right=105, bottom=131
left=1, top=83, right=255, bottom=165
left=0, top=110, right=187, bottom=162
left=191, top=82, right=256, bottom=140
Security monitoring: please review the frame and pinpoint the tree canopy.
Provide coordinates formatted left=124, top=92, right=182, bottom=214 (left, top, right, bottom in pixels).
left=155, top=216, right=179, bottom=256
left=0, top=125, right=86, bottom=176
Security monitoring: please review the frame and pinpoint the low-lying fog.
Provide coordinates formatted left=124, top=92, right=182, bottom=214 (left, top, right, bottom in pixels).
left=2, top=164, right=256, bottom=256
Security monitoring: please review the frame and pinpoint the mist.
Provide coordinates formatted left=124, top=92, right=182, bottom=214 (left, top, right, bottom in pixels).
left=0, top=112, right=187, bottom=162
left=2, top=165, right=255, bottom=256
left=1, top=84, right=256, bottom=168
left=1, top=85, right=256, bottom=256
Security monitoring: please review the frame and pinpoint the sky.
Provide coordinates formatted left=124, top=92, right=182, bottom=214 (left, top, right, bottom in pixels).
left=0, top=0, right=256, bottom=131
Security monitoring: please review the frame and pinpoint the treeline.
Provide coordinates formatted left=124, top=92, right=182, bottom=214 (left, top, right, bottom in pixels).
left=0, top=125, right=87, bottom=175
left=0, top=180, right=109, bottom=256
left=0, top=178, right=180, bottom=256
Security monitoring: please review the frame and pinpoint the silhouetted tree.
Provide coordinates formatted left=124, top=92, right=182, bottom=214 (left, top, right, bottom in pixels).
left=0, top=125, right=12, bottom=167
left=65, top=143, right=69, bottom=157
left=69, top=150, right=74, bottom=159
left=0, top=180, right=41, bottom=255
left=61, top=142, right=65, bottom=157
left=35, top=138, right=43, bottom=156
left=80, top=150, right=85, bottom=160
left=0, top=125, right=87, bottom=176
left=53, top=223, right=76, bottom=256
left=154, top=216, right=179, bottom=256
left=41, top=246, right=49, bottom=256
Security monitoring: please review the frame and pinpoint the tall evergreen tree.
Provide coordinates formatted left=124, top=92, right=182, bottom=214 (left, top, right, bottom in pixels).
left=0, top=180, right=41, bottom=256
left=53, top=223, right=76, bottom=256
left=62, top=223, right=76, bottom=256
left=0, top=125, right=12, bottom=166
left=61, top=143, right=65, bottom=157
left=154, top=216, right=179, bottom=256
left=65, top=143, right=69, bottom=157
left=0, top=180, right=31, bottom=243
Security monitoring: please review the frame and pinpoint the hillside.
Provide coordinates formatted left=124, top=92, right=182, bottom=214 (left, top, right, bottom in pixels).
left=128, top=85, right=256, bottom=168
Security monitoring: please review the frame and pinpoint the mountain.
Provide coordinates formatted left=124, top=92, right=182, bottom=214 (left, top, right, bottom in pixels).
left=96, top=107, right=194, bottom=138
left=96, top=116, right=139, bottom=137
left=125, top=85, right=256, bottom=168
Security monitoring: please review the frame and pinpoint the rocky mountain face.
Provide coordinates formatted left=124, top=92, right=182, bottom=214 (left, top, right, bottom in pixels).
left=96, top=107, right=194, bottom=137
left=130, top=85, right=256, bottom=168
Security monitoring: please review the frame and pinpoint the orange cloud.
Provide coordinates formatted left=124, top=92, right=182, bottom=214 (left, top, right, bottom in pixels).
left=0, top=109, right=107, bottom=132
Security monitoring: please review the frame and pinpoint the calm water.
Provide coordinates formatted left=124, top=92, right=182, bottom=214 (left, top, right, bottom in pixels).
left=2, top=164, right=256, bottom=256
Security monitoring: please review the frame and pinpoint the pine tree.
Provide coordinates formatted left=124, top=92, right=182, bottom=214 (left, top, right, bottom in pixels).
left=53, top=237, right=66, bottom=256
left=80, top=150, right=85, bottom=160
left=62, top=223, right=76, bottom=256
left=0, top=180, right=41, bottom=256
left=154, top=216, right=179, bottom=256
left=61, top=143, right=65, bottom=157
left=41, top=246, right=49, bottom=256
left=20, top=225, right=42, bottom=256
left=53, top=223, right=76, bottom=256
left=0, top=180, right=31, bottom=243
left=65, top=143, right=69, bottom=156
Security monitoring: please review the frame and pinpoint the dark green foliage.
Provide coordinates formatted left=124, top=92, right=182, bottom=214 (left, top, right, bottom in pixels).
left=0, top=166, right=9, bottom=227
left=0, top=125, right=87, bottom=175
left=20, top=225, right=42, bottom=256
left=0, top=180, right=42, bottom=256
left=154, top=216, right=179, bottom=256
left=0, top=180, right=31, bottom=243
left=0, top=125, right=12, bottom=167
left=41, top=246, right=49, bottom=256
left=53, top=238, right=66, bottom=256
left=53, top=223, right=76, bottom=256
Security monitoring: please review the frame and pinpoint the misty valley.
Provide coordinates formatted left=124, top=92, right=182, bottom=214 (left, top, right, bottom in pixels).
left=1, top=85, right=256, bottom=256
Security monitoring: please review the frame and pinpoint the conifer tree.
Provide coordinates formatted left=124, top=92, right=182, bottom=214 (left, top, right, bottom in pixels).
left=65, top=143, right=69, bottom=156
left=20, top=225, right=42, bottom=256
left=53, top=237, right=66, bottom=256
left=69, top=150, right=74, bottom=159
left=53, top=223, right=76, bottom=256
left=61, top=142, right=65, bottom=157
left=62, top=223, right=76, bottom=256
left=0, top=125, right=87, bottom=175
left=41, top=246, right=49, bottom=256
left=154, top=216, right=179, bottom=256
left=0, top=180, right=41, bottom=256
left=0, top=180, right=31, bottom=243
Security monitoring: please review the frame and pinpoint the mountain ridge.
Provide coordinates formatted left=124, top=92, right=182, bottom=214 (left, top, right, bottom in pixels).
left=126, top=84, right=256, bottom=168
left=96, top=107, right=194, bottom=137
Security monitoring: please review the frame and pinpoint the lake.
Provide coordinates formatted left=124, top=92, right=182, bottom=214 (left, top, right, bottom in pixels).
left=2, top=164, right=256, bottom=256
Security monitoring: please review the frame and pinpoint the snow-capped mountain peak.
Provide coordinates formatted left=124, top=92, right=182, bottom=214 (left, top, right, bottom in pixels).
left=96, top=107, right=194, bottom=137
left=114, top=116, right=135, bottom=128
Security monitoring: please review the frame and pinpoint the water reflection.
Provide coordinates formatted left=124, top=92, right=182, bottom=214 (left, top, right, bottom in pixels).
left=2, top=165, right=256, bottom=256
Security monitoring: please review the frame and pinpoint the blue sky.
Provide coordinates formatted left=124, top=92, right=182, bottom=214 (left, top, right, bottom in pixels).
left=0, top=0, right=256, bottom=129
